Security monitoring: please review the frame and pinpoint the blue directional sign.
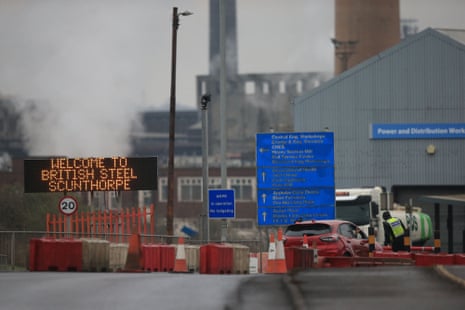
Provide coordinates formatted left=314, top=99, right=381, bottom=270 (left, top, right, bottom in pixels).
left=257, top=188, right=334, bottom=208
left=209, top=189, right=235, bottom=219
left=256, top=132, right=334, bottom=167
left=258, top=206, right=335, bottom=226
left=257, top=166, right=334, bottom=189
left=256, top=132, right=335, bottom=226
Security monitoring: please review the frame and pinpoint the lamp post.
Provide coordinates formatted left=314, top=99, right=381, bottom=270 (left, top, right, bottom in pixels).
left=200, top=94, right=211, bottom=243
left=167, top=7, right=192, bottom=238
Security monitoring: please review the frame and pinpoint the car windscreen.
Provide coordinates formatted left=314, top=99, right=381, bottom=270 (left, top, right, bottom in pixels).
left=285, top=223, right=332, bottom=236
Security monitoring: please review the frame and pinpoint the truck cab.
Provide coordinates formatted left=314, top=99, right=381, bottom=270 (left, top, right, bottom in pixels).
left=335, top=187, right=432, bottom=246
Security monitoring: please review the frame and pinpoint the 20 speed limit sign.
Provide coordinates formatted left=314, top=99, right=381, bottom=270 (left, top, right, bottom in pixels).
left=58, top=196, right=78, bottom=216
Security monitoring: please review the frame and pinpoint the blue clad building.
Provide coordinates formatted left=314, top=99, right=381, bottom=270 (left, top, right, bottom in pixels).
left=294, top=28, right=465, bottom=251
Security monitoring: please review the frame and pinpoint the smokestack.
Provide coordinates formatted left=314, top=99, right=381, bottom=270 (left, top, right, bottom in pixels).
left=209, top=0, right=238, bottom=77
left=333, top=0, right=400, bottom=75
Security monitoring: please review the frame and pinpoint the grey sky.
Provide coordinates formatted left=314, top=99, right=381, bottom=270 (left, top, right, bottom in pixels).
left=0, top=0, right=464, bottom=156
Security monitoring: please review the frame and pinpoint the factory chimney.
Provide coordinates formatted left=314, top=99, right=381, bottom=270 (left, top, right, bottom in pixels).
left=333, top=0, right=400, bottom=75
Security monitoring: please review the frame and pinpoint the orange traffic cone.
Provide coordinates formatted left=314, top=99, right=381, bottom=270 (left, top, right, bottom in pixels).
left=265, top=232, right=276, bottom=273
left=274, top=228, right=288, bottom=273
left=173, top=236, right=188, bottom=273
left=302, top=234, right=309, bottom=248
left=125, top=231, right=142, bottom=271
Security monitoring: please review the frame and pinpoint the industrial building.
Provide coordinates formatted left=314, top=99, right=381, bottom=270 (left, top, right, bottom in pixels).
left=294, top=28, right=465, bottom=252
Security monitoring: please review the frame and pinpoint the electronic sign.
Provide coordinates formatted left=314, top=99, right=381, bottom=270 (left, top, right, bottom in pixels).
left=24, top=157, right=157, bottom=193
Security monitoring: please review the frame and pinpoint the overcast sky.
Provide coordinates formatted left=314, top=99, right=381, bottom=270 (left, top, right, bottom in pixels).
left=1, top=0, right=465, bottom=156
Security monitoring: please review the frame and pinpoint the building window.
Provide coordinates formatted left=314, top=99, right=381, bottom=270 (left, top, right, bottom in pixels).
left=159, top=176, right=256, bottom=202
left=201, top=80, right=207, bottom=95
left=279, top=81, right=286, bottom=94
left=228, top=177, right=255, bottom=201
left=296, top=80, right=303, bottom=93
left=208, top=177, right=222, bottom=190
left=179, top=177, right=202, bottom=201
left=158, top=177, right=168, bottom=202
left=245, top=81, right=255, bottom=95
left=262, top=82, right=270, bottom=94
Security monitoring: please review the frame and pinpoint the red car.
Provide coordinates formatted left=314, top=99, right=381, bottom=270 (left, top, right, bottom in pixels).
left=283, top=219, right=383, bottom=257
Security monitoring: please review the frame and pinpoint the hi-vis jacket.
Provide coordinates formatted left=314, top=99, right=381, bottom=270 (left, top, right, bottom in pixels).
left=386, top=217, right=405, bottom=238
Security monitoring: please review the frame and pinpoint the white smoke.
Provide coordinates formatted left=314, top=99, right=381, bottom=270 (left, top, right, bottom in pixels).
left=0, top=0, right=208, bottom=157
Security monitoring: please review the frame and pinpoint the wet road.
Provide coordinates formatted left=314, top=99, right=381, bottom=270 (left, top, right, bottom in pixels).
left=228, top=266, right=465, bottom=309
left=1, top=266, right=464, bottom=310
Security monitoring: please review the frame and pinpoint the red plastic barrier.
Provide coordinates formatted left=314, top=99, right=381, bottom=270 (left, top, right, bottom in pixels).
left=159, top=245, right=175, bottom=272
left=414, top=253, right=455, bottom=266
left=200, top=244, right=233, bottom=274
left=58, top=239, right=82, bottom=271
left=29, top=238, right=82, bottom=271
left=29, top=239, right=40, bottom=271
left=322, top=256, right=354, bottom=268
left=285, top=247, right=315, bottom=271
left=373, top=251, right=414, bottom=260
left=141, top=244, right=162, bottom=272
left=454, top=254, right=465, bottom=265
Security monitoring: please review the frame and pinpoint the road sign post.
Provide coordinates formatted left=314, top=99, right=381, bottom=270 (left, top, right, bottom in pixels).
left=58, top=196, right=78, bottom=216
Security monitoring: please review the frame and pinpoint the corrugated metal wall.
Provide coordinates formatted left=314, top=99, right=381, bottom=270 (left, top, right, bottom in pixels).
left=294, top=29, right=465, bottom=190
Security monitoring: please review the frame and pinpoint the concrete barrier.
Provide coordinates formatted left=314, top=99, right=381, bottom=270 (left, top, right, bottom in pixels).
left=185, top=245, right=200, bottom=273
left=81, top=239, right=110, bottom=272
left=109, top=243, right=128, bottom=272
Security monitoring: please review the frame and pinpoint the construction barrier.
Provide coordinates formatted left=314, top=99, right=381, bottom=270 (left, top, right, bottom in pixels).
left=373, top=251, right=414, bottom=260
left=249, top=253, right=259, bottom=274
left=223, top=243, right=250, bottom=274
left=249, top=252, right=268, bottom=274
left=81, top=239, right=110, bottom=272
left=455, top=254, right=465, bottom=265
left=200, top=244, right=233, bottom=274
left=185, top=245, right=200, bottom=273
left=285, top=247, right=316, bottom=271
left=29, top=238, right=82, bottom=271
left=414, top=253, right=456, bottom=266
left=141, top=244, right=162, bottom=272
left=159, top=245, right=176, bottom=272
left=320, top=256, right=414, bottom=268
left=46, top=205, right=155, bottom=242
left=109, top=243, right=128, bottom=271
left=140, top=244, right=176, bottom=272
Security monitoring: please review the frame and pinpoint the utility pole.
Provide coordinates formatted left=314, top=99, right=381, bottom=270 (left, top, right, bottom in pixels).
left=167, top=7, right=192, bottom=238
left=201, top=94, right=211, bottom=243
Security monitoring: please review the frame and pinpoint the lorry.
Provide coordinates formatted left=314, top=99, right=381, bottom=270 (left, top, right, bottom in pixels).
left=335, top=186, right=433, bottom=246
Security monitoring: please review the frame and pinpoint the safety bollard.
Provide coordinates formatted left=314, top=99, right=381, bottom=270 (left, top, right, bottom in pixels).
left=403, top=228, right=411, bottom=252
left=368, top=226, right=375, bottom=257
left=434, top=230, right=441, bottom=253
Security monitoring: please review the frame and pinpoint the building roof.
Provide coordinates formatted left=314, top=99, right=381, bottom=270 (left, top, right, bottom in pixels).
left=419, top=194, right=465, bottom=207
left=436, top=28, right=465, bottom=45
left=295, top=27, right=465, bottom=104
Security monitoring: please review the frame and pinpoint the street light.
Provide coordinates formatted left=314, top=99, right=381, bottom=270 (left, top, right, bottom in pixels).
left=200, top=94, right=211, bottom=243
left=167, top=7, right=192, bottom=238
